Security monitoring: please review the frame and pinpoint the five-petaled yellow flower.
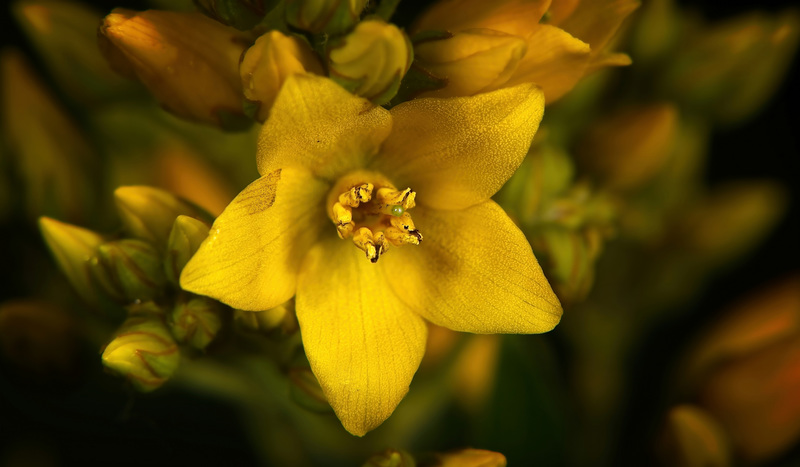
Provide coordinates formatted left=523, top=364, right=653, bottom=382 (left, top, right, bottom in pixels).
left=180, top=74, right=562, bottom=436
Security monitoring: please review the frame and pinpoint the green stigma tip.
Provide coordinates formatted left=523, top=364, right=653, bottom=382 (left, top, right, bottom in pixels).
left=390, top=205, right=404, bottom=217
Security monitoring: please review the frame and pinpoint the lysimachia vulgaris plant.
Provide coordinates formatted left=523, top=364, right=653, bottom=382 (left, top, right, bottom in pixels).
left=1, top=0, right=798, bottom=465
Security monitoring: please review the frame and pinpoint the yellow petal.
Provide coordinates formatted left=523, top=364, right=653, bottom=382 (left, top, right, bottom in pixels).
left=257, top=74, right=392, bottom=181
left=373, top=83, right=544, bottom=211
left=383, top=201, right=562, bottom=333
left=181, top=167, right=328, bottom=311
left=507, top=24, right=591, bottom=103
left=412, top=0, right=551, bottom=37
left=558, top=0, right=640, bottom=64
left=296, top=239, right=427, bottom=436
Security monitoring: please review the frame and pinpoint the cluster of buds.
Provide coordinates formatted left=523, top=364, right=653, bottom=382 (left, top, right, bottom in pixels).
left=39, top=187, right=223, bottom=391
left=497, top=140, right=618, bottom=305
left=362, top=447, right=507, bottom=467
left=95, top=0, right=415, bottom=129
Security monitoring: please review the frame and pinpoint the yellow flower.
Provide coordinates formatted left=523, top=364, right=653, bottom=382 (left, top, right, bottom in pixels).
left=180, top=74, right=562, bottom=435
left=412, top=0, right=638, bottom=102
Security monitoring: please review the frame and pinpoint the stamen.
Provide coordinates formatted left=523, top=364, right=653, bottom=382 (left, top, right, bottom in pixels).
left=327, top=171, right=422, bottom=263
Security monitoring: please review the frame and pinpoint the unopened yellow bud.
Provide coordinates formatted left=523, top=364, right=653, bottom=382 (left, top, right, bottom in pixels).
left=195, top=0, right=274, bottom=30
left=2, top=51, right=94, bottom=221
left=286, top=0, right=368, bottom=35
left=102, top=311, right=179, bottom=391
left=98, top=9, right=251, bottom=129
left=578, top=104, right=679, bottom=191
left=169, top=295, right=222, bottom=350
left=164, top=215, right=210, bottom=285
left=414, top=30, right=527, bottom=98
left=362, top=448, right=416, bottom=467
left=94, top=239, right=167, bottom=302
left=328, top=20, right=413, bottom=105
left=39, top=217, right=107, bottom=307
left=12, top=1, right=134, bottom=103
left=431, top=449, right=507, bottom=467
left=114, top=186, right=206, bottom=251
left=240, top=31, right=323, bottom=122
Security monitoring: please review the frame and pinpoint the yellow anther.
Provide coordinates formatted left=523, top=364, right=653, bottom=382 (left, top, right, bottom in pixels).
left=376, top=187, right=416, bottom=210
left=384, top=226, right=422, bottom=246
left=352, top=227, right=384, bottom=263
left=332, top=202, right=354, bottom=239
left=389, top=211, right=417, bottom=233
left=338, top=183, right=374, bottom=207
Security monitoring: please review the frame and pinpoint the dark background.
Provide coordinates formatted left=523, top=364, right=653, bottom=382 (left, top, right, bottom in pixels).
left=1, top=0, right=798, bottom=465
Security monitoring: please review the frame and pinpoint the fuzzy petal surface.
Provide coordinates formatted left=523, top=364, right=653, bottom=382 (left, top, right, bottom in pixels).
left=373, top=83, right=544, bottom=210
left=180, top=167, right=328, bottom=311
left=296, top=239, right=428, bottom=436
left=257, top=74, right=392, bottom=181
left=383, top=201, right=562, bottom=333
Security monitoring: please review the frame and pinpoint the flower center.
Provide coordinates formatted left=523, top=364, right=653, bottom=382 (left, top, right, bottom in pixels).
left=327, top=170, right=422, bottom=263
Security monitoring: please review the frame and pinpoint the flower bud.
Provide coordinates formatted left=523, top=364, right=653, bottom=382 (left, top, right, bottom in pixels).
left=12, top=1, right=135, bottom=103
left=414, top=29, right=527, bottom=98
left=430, top=449, right=507, bottom=467
left=114, top=186, right=207, bottom=251
left=530, top=227, right=596, bottom=305
left=195, top=0, right=274, bottom=30
left=2, top=50, right=94, bottom=222
left=362, top=449, right=416, bottom=467
left=577, top=104, right=679, bottom=191
left=328, top=20, right=413, bottom=105
left=658, top=405, right=731, bottom=467
left=102, top=312, right=179, bottom=391
left=678, top=182, right=786, bottom=267
left=286, top=0, right=368, bottom=35
left=98, top=9, right=251, bottom=129
left=233, top=299, right=298, bottom=335
left=93, top=239, right=167, bottom=302
left=240, top=31, right=323, bottom=122
left=169, top=295, right=223, bottom=350
left=164, top=215, right=210, bottom=286
left=662, top=10, right=800, bottom=124
left=39, top=217, right=107, bottom=307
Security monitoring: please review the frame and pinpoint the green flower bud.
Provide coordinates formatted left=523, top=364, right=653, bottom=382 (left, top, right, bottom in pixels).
left=102, top=312, right=179, bottom=392
left=328, top=19, right=413, bottom=105
left=530, top=227, right=596, bottom=306
left=98, top=9, right=251, bottom=129
left=94, top=239, right=167, bottom=302
left=114, top=186, right=207, bottom=251
left=286, top=0, right=368, bottom=35
left=195, top=0, right=276, bottom=30
left=240, top=30, right=323, bottom=122
left=430, top=449, right=507, bottom=467
left=362, top=449, right=416, bottom=467
left=169, top=295, right=222, bottom=350
left=12, top=1, right=135, bottom=103
left=39, top=217, right=107, bottom=307
left=164, top=215, right=210, bottom=286
left=2, top=51, right=94, bottom=221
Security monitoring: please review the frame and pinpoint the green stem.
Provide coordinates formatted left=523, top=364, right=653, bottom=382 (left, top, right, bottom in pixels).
left=375, top=0, right=402, bottom=22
